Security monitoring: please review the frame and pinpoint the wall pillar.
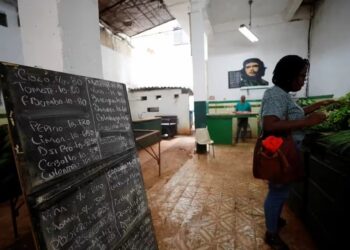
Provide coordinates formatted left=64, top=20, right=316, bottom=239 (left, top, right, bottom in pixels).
left=18, top=0, right=102, bottom=78
left=190, top=0, right=208, bottom=129
left=190, top=0, right=208, bottom=153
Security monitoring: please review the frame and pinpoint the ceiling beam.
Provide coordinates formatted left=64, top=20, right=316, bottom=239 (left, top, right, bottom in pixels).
left=283, top=0, right=303, bottom=21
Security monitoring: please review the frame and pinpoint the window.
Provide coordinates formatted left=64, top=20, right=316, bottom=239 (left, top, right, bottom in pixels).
left=156, top=95, right=162, bottom=100
left=141, top=96, right=147, bottom=101
left=147, top=107, right=159, bottom=112
left=173, top=27, right=189, bottom=45
left=0, top=12, right=8, bottom=27
left=174, top=94, right=179, bottom=98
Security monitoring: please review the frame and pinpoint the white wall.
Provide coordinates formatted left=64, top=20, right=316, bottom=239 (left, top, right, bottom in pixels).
left=18, top=0, right=102, bottom=78
left=101, top=45, right=131, bottom=85
left=130, top=21, right=192, bottom=89
left=58, top=0, right=102, bottom=78
left=0, top=0, right=131, bottom=84
left=101, top=34, right=132, bottom=87
left=128, top=89, right=191, bottom=134
left=0, top=1, right=24, bottom=64
left=164, top=0, right=191, bottom=37
left=207, top=20, right=308, bottom=101
left=308, top=0, right=350, bottom=98
left=18, top=0, right=64, bottom=71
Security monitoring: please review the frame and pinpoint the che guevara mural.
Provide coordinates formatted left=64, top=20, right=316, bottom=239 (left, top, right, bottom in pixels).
left=228, top=58, right=269, bottom=88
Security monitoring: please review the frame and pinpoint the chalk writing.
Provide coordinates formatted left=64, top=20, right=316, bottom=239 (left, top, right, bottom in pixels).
left=36, top=156, right=150, bottom=249
left=2, top=63, right=157, bottom=250
left=39, top=174, right=120, bottom=250
left=3, top=65, right=139, bottom=187
left=106, top=157, right=147, bottom=234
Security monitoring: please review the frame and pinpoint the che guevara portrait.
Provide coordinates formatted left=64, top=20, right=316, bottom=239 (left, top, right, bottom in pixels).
left=228, top=58, right=269, bottom=88
left=239, top=58, right=268, bottom=87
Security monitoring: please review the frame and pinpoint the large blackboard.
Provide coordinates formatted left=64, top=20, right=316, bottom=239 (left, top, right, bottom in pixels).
left=0, top=62, right=158, bottom=250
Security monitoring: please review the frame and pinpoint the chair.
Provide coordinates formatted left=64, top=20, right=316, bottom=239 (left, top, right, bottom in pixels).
left=195, top=127, right=215, bottom=157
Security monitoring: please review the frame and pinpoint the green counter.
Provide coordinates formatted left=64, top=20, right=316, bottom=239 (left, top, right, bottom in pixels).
left=207, top=115, right=234, bottom=144
left=0, top=118, right=7, bottom=126
left=132, top=117, right=161, bottom=132
left=207, top=113, right=259, bottom=145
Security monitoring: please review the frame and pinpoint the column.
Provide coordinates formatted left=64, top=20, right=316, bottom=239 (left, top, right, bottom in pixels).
left=18, top=0, right=102, bottom=78
left=190, top=0, right=208, bottom=129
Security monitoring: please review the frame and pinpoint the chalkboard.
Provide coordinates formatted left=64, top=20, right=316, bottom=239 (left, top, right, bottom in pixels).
left=228, top=70, right=241, bottom=89
left=0, top=62, right=158, bottom=250
left=35, top=155, right=151, bottom=249
left=1, top=63, right=135, bottom=192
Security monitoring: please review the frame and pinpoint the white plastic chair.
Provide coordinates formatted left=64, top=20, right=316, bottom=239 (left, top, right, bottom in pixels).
left=195, top=127, right=215, bottom=157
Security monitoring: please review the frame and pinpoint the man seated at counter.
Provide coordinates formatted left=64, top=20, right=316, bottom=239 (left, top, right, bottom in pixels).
left=235, top=95, right=251, bottom=143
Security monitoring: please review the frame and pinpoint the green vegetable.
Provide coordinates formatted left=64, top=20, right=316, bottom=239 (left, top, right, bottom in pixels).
left=296, top=98, right=316, bottom=107
left=311, top=92, right=350, bottom=132
left=318, top=130, right=350, bottom=155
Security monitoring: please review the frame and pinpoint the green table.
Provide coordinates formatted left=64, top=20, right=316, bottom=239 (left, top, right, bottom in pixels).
left=132, top=117, right=161, bottom=132
left=207, top=113, right=259, bottom=144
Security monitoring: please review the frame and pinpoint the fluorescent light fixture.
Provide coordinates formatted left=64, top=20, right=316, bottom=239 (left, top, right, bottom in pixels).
left=238, top=24, right=259, bottom=42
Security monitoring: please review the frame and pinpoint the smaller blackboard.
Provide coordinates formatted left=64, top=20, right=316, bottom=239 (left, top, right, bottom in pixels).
left=35, top=155, right=150, bottom=250
left=228, top=70, right=241, bottom=89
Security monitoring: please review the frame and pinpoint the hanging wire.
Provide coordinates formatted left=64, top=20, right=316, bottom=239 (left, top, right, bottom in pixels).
left=249, top=0, right=253, bottom=28
left=305, top=4, right=315, bottom=97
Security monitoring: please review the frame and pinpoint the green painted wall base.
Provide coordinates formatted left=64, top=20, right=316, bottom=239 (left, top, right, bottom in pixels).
left=194, top=101, right=208, bottom=152
left=194, top=101, right=207, bottom=129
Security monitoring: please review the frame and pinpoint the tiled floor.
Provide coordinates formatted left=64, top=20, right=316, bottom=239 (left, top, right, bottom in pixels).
left=144, top=137, right=317, bottom=250
left=0, top=135, right=317, bottom=250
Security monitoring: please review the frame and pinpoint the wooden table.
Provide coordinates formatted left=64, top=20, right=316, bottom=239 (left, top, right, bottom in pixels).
left=134, top=129, right=162, bottom=176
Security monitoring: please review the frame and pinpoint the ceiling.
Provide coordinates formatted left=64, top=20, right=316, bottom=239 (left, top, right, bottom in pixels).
left=98, top=0, right=175, bottom=37
left=5, top=0, right=315, bottom=38
left=207, top=0, right=316, bottom=27
left=97, top=0, right=316, bottom=38
left=166, top=0, right=316, bottom=37
left=208, top=0, right=292, bottom=26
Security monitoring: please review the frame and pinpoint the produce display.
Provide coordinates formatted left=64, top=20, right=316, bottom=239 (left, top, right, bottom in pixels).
left=317, top=130, right=350, bottom=156
left=300, top=92, right=350, bottom=156
left=310, top=92, right=350, bottom=132
left=296, top=98, right=316, bottom=107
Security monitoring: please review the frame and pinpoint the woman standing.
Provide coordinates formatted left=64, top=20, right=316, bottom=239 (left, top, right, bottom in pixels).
left=260, top=55, right=335, bottom=250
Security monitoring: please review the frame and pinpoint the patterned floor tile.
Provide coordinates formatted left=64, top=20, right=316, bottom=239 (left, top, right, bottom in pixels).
left=144, top=139, right=317, bottom=250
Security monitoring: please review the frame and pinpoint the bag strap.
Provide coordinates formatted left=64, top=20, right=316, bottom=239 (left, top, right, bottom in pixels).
left=260, top=107, right=292, bottom=139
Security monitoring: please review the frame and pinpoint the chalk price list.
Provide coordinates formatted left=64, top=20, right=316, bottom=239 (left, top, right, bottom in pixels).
left=39, top=157, right=147, bottom=250
left=12, top=69, right=89, bottom=108
left=29, top=118, right=100, bottom=181
left=40, top=175, right=119, bottom=250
